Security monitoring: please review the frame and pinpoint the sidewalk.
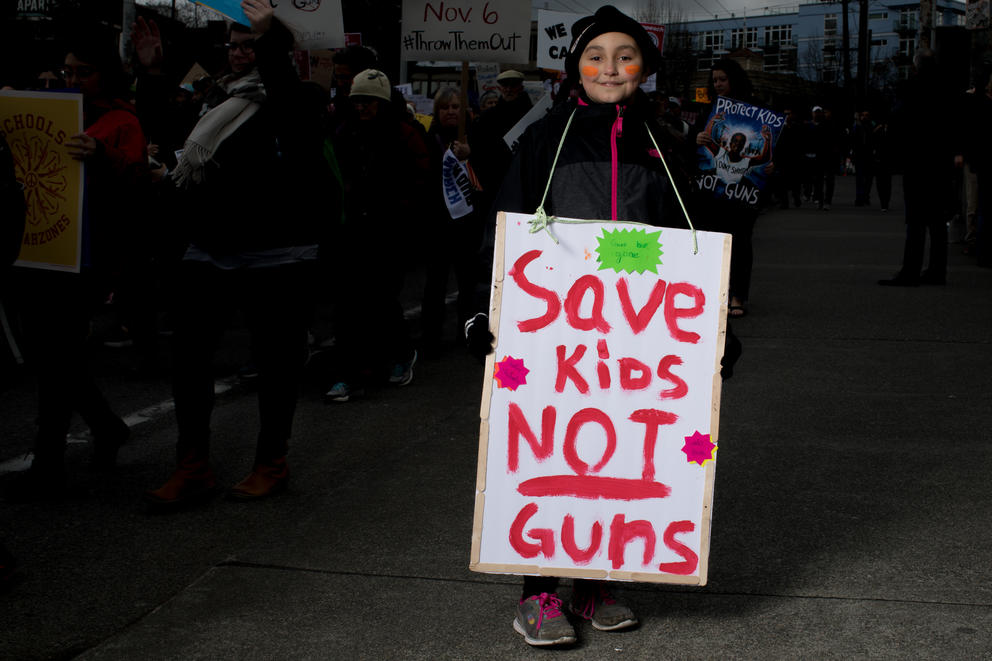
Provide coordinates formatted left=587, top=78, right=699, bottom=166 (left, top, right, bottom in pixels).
left=3, top=176, right=991, bottom=660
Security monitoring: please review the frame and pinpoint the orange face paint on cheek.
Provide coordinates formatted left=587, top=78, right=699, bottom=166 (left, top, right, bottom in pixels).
left=581, top=65, right=599, bottom=78
left=625, top=65, right=642, bottom=75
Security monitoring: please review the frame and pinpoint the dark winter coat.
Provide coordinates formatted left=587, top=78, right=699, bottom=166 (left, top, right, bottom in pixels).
left=145, top=23, right=330, bottom=255
left=480, top=89, right=691, bottom=279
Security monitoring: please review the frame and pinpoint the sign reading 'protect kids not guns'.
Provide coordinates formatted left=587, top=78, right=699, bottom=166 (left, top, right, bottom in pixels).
left=0, top=90, right=84, bottom=273
left=471, top=212, right=731, bottom=584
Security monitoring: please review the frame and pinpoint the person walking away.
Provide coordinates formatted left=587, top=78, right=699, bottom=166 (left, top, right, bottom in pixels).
left=878, top=48, right=955, bottom=286
left=852, top=109, right=876, bottom=206
left=806, top=105, right=836, bottom=210
left=773, top=108, right=804, bottom=209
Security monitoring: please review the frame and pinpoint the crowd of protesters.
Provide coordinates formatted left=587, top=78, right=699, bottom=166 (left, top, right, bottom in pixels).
left=1, top=0, right=989, bottom=639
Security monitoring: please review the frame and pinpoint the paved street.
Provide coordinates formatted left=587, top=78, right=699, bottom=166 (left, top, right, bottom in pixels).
left=2, top=176, right=991, bottom=660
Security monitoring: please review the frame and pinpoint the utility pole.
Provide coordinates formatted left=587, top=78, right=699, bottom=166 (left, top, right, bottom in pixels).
left=919, top=0, right=934, bottom=50
left=856, top=0, right=869, bottom=102
left=841, top=0, right=852, bottom=90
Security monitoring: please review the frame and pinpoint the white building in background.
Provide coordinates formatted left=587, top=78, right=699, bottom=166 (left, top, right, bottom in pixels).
left=668, top=0, right=967, bottom=88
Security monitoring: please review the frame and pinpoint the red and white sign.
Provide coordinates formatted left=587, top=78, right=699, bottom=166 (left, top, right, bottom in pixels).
left=471, top=212, right=730, bottom=585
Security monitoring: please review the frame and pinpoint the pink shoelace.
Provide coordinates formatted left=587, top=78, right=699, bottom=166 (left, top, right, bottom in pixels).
left=574, top=585, right=616, bottom=620
left=525, top=592, right=565, bottom=630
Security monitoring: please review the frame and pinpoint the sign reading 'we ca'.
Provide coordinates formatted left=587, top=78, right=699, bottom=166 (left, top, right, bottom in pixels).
left=470, top=212, right=731, bottom=585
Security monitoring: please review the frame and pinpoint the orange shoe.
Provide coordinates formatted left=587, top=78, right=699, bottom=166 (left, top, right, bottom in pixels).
left=145, top=453, right=216, bottom=509
left=229, top=457, right=289, bottom=501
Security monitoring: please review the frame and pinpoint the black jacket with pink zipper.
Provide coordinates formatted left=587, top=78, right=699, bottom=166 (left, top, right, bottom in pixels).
left=466, top=89, right=743, bottom=378
left=477, top=88, right=691, bottom=289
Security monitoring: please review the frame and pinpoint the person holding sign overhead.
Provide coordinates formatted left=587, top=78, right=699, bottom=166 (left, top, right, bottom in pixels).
left=465, top=5, right=737, bottom=647
left=135, top=1, right=330, bottom=507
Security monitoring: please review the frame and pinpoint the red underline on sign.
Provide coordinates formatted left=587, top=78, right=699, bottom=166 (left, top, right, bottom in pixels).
left=517, top=476, right=672, bottom=500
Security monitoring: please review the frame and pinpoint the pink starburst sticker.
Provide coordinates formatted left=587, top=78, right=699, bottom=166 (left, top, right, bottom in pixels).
left=682, top=431, right=717, bottom=466
left=494, top=356, right=529, bottom=391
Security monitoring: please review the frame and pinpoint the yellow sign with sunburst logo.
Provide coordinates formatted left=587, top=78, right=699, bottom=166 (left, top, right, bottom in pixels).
left=0, top=90, right=83, bottom=272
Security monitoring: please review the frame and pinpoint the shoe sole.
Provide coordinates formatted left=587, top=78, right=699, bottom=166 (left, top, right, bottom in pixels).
left=512, top=617, right=576, bottom=646
left=228, top=479, right=288, bottom=502
left=389, top=352, right=418, bottom=385
left=325, top=391, right=363, bottom=403
left=590, top=616, right=638, bottom=631
left=143, top=483, right=217, bottom=511
left=569, top=604, right=638, bottom=631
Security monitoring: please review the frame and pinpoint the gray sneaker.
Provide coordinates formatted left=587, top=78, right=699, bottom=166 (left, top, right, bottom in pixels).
left=570, top=583, right=638, bottom=631
left=389, top=350, right=417, bottom=386
left=513, top=592, right=577, bottom=646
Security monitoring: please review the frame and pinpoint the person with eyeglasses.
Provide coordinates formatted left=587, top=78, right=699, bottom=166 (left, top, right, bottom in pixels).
left=4, top=28, right=146, bottom=502
left=133, top=0, right=332, bottom=508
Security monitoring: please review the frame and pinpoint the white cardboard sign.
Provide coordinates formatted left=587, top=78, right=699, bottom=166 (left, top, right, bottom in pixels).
left=400, top=0, right=531, bottom=63
left=536, top=10, right=583, bottom=71
left=471, top=212, right=730, bottom=584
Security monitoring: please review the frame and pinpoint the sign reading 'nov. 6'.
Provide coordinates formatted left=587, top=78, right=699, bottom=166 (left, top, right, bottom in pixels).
left=401, top=0, right=531, bottom=63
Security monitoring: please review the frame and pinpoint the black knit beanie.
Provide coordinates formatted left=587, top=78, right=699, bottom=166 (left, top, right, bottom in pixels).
left=565, top=5, right=662, bottom=81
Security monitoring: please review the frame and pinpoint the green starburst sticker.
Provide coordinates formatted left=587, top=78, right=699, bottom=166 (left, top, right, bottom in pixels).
left=595, top=228, right=663, bottom=274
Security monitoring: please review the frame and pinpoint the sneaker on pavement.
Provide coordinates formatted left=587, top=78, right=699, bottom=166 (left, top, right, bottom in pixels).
left=237, top=362, right=259, bottom=382
left=570, top=583, right=638, bottom=631
left=324, top=382, right=363, bottom=403
left=102, top=326, right=133, bottom=348
left=389, top=350, right=417, bottom=386
left=513, top=592, right=577, bottom=646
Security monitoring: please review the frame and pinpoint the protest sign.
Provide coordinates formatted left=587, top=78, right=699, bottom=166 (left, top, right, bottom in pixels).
left=401, top=0, right=530, bottom=63
left=471, top=212, right=730, bottom=584
left=0, top=90, right=83, bottom=272
left=308, top=49, right=335, bottom=90
left=694, top=96, right=784, bottom=210
left=641, top=23, right=665, bottom=55
left=967, top=0, right=990, bottom=29
left=475, top=61, right=500, bottom=94
left=502, top=92, right=552, bottom=150
left=180, top=63, right=211, bottom=86
left=441, top=148, right=474, bottom=219
left=196, top=0, right=344, bottom=49
left=537, top=10, right=583, bottom=71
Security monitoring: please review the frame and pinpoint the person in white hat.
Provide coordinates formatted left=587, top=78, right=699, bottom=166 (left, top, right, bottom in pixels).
left=324, top=69, right=429, bottom=403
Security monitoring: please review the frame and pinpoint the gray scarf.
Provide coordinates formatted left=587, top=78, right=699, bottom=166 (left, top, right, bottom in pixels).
left=173, top=68, right=266, bottom=188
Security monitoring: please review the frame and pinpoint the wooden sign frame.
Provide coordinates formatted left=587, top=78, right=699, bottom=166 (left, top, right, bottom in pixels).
left=470, top=211, right=731, bottom=585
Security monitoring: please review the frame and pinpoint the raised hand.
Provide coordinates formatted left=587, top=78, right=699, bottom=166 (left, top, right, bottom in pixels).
left=131, top=16, right=163, bottom=70
left=242, top=0, right=274, bottom=34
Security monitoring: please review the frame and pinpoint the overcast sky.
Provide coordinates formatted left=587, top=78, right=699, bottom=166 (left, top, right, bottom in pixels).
left=535, top=0, right=801, bottom=23
left=138, top=0, right=798, bottom=30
